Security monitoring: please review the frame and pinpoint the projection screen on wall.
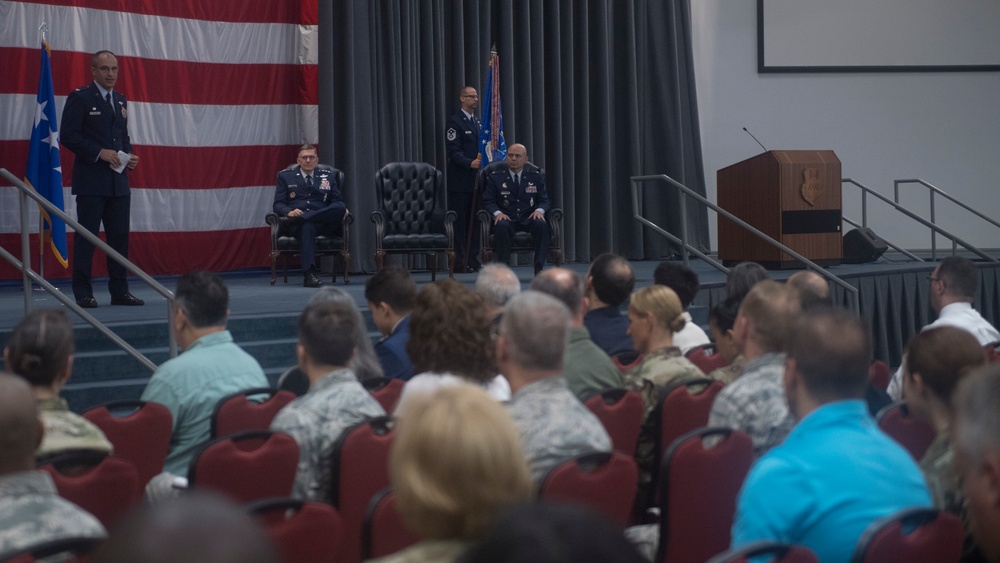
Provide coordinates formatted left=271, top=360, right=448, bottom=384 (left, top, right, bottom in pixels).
left=758, top=0, right=1000, bottom=72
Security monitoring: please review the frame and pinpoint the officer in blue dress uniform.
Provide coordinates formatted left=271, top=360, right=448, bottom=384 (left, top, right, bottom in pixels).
left=482, top=144, right=550, bottom=276
left=445, top=86, right=482, bottom=272
left=60, top=50, right=143, bottom=308
left=273, top=145, right=347, bottom=287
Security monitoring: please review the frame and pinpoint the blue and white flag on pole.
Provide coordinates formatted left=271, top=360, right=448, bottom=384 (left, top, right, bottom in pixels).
left=25, top=39, right=68, bottom=268
left=479, top=47, right=507, bottom=164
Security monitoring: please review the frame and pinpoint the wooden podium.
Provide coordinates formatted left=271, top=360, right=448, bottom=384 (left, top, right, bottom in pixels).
left=717, top=150, right=842, bottom=269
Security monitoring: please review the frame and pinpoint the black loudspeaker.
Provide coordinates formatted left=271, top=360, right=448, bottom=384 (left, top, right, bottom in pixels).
left=843, top=227, right=888, bottom=264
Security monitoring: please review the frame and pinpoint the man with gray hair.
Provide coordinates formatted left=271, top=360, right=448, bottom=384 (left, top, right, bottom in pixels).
left=0, top=372, right=106, bottom=554
left=498, top=291, right=612, bottom=481
left=953, top=365, right=1000, bottom=562
left=531, top=268, right=623, bottom=400
left=475, top=263, right=521, bottom=321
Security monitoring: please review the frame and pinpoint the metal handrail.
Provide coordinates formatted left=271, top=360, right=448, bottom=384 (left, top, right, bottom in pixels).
left=894, top=178, right=1000, bottom=261
left=843, top=178, right=997, bottom=263
left=1, top=168, right=177, bottom=367
left=631, top=174, right=860, bottom=313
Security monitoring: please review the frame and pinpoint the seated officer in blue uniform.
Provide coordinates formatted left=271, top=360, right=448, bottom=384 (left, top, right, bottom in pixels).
left=273, top=144, right=348, bottom=287
left=482, top=143, right=551, bottom=276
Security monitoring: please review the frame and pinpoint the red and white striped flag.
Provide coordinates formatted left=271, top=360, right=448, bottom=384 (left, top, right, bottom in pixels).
left=0, top=0, right=318, bottom=277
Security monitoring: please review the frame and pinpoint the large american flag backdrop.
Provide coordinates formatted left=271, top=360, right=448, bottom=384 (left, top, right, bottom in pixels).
left=0, top=0, right=318, bottom=278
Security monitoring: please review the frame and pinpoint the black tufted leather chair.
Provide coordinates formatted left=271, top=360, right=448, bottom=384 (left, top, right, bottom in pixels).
left=265, top=166, right=352, bottom=285
left=371, top=162, right=456, bottom=280
left=476, top=161, right=564, bottom=267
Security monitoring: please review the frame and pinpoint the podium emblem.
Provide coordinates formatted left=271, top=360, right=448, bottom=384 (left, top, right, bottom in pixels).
left=800, top=168, right=822, bottom=206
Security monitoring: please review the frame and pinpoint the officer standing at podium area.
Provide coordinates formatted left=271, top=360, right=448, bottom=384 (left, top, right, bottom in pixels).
left=446, top=86, right=482, bottom=273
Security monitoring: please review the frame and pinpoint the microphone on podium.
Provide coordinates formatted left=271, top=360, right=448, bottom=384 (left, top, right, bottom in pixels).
left=743, top=127, right=768, bottom=152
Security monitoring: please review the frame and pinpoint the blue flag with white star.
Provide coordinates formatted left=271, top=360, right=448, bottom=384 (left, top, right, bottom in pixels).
left=25, top=40, right=68, bottom=268
left=479, top=48, right=507, bottom=163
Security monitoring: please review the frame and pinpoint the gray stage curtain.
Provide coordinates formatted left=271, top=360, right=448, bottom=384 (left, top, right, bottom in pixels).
left=319, top=0, right=709, bottom=271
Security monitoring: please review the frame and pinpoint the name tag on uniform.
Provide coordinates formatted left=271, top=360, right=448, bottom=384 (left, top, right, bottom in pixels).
left=465, top=130, right=473, bottom=134
left=89, top=111, right=101, bottom=115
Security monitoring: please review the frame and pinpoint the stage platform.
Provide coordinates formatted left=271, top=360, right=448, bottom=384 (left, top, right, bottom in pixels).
left=3, top=253, right=1000, bottom=412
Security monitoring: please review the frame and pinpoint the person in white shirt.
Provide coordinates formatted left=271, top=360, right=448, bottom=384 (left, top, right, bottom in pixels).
left=652, top=261, right=710, bottom=354
left=888, top=257, right=1000, bottom=400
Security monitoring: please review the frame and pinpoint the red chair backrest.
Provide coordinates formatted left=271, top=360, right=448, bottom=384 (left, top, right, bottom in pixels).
left=658, top=378, right=726, bottom=458
left=362, top=487, right=421, bottom=560
left=361, top=378, right=405, bottom=414
left=707, top=541, right=819, bottom=563
left=37, top=451, right=141, bottom=530
left=330, top=416, right=396, bottom=563
left=868, top=360, right=891, bottom=391
left=583, top=389, right=644, bottom=456
left=658, top=427, right=754, bottom=563
left=611, top=350, right=644, bottom=372
left=211, top=388, right=297, bottom=438
left=188, top=430, right=299, bottom=504
left=876, top=401, right=936, bottom=461
left=685, top=345, right=728, bottom=375
left=851, top=507, right=963, bottom=563
left=82, top=400, right=172, bottom=490
left=248, top=497, right=344, bottom=563
left=538, top=452, right=639, bottom=528
left=984, top=342, right=1000, bottom=363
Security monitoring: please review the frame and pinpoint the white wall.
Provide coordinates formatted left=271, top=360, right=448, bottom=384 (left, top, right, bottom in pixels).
left=690, top=1, right=1000, bottom=251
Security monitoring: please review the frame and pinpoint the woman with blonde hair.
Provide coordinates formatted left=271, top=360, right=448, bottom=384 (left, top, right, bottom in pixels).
left=372, top=384, right=533, bottom=563
left=624, top=285, right=705, bottom=496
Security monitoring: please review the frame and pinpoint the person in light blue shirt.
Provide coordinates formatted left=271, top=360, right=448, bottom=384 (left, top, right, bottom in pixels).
left=141, top=271, right=268, bottom=478
left=731, top=307, right=932, bottom=563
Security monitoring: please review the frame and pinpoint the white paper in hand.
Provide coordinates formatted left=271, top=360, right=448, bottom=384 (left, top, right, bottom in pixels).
left=112, top=150, right=130, bottom=174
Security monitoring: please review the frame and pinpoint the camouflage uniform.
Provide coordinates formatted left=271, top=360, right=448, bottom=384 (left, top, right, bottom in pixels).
left=270, top=368, right=385, bottom=502
left=708, top=354, right=746, bottom=385
left=708, top=352, right=794, bottom=458
left=623, top=347, right=706, bottom=485
left=508, top=376, right=612, bottom=482
left=36, top=397, right=113, bottom=458
left=0, top=471, right=106, bottom=555
left=920, top=433, right=963, bottom=515
left=369, top=539, right=469, bottom=563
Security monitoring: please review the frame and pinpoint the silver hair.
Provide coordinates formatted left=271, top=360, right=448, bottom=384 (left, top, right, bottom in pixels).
left=500, top=291, right=571, bottom=371
left=475, top=264, right=521, bottom=310
left=954, top=364, right=1000, bottom=464
left=308, top=287, right=384, bottom=381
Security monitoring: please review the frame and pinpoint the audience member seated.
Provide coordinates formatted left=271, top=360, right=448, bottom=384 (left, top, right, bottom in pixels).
left=888, top=256, right=1000, bottom=399
left=277, top=286, right=384, bottom=396
left=92, top=491, right=278, bottom=563
left=272, top=144, right=348, bottom=288
left=372, top=385, right=533, bottom=563
left=583, top=253, right=636, bottom=357
left=725, top=261, right=770, bottom=303
left=706, top=296, right=744, bottom=384
left=475, top=263, right=522, bottom=325
left=4, top=309, right=112, bottom=458
left=952, top=364, right=1000, bottom=563
left=653, top=261, right=711, bottom=353
left=141, top=271, right=268, bottom=478
left=709, top=281, right=800, bottom=458
left=395, top=280, right=509, bottom=416
left=903, top=326, right=986, bottom=558
left=464, top=502, right=646, bottom=563
left=365, top=265, right=417, bottom=381
left=731, top=307, right=932, bottom=562
left=0, top=373, right=106, bottom=554
left=270, top=300, right=386, bottom=501
left=531, top=268, right=623, bottom=401
left=786, top=270, right=832, bottom=309
left=499, top=291, right=612, bottom=482
left=622, top=284, right=705, bottom=483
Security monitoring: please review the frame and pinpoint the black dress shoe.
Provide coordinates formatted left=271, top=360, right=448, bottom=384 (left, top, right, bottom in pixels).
left=534, top=264, right=544, bottom=276
left=110, top=292, right=144, bottom=306
left=303, top=272, right=323, bottom=288
left=76, top=296, right=98, bottom=308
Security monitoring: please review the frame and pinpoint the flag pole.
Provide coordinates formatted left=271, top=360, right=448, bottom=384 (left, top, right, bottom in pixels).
left=37, top=22, right=48, bottom=286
